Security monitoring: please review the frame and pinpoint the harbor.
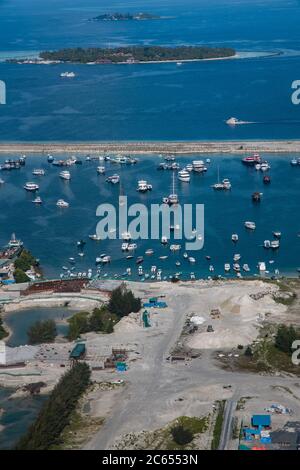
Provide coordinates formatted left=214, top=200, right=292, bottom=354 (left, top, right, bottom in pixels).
left=0, top=151, right=299, bottom=282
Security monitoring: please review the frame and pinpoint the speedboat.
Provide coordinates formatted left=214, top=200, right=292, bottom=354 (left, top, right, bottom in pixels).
left=242, top=154, right=261, bottom=166
left=100, top=255, right=111, bottom=264
left=273, top=231, right=281, bottom=239
left=59, top=170, right=71, bottom=180
left=60, top=72, right=76, bottom=78
left=145, top=249, right=154, bottom=255
left=233, top=254, right=241, bottom=262
left=97, top=166, right=105, bottom=174
left=32, top=196, right=42, bottom=204
left=233, top=263, right=241, bottom=272
left=24, top=182, right=39, bottom=192
left=106, top=174, right=120, bottom=184
left=188, top=257, right=196, bottom=263
left=137, top=180, right=152, bottom=192
left=245, top=221, right=256, bottom=230
left=32, top=169, right=45, bottom=176
left=178, top=169, right=190, bottom=182
left=258, top=261, right=266, bottom=273
left=128, top=243, right=137, bottom=251
left=56, top=199, right=69, bottom=208
left=122, top=243, right=129, bottom=251
left=89, top=234, right=101, bottom=241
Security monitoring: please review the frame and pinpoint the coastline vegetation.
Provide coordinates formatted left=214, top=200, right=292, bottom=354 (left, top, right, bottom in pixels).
left=13, top=249, right=41, bottom=283
left=38, top=45, right=235, bottom=64
left=67, top=284, right=141, bottom=340
left=27, top=319, right=57, bottom=345
left=15, top=362, right=91, bottom=450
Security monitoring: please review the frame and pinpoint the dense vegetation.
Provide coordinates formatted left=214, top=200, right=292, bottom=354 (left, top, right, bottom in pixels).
left=39, top=45, right=235, bottom=64
left=67, top=306, right=116, bottom=340
left=90, top=12, right=160, bottom=21
left=275, top=324, right=300, bottom=355
left=15, top=362, right=91, bottom=450
left=67, top=285, right=141, bottom=340
left=211, top=400, right=225, bottom=450
left=108, top=283, right=141, bottom=317
left=14, top=249, right=40, bottom=283
left=27, top=319, right=57, bottom=344
left=171, top=425, right=193, bottom=446
left=0, top=315, right=8, bottom=340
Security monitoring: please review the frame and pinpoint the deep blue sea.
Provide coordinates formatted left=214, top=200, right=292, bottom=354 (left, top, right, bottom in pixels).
left=0, top=0, right=300, bottom=140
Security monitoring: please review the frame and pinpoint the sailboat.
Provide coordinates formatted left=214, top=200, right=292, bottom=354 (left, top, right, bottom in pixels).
left=211, top=166, right=231, bottom=190
left=119, top=178, right=126, bottom=207
left=163, top=172, right=179, bottom=205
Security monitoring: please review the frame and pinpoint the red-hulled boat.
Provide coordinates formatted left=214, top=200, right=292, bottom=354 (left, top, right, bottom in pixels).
left=263, top=175, right=271, bottom=184
left=242, top=153, right=261, bottom=166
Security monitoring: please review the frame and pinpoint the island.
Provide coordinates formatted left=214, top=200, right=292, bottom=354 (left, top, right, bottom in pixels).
left=89, top=12, right=161, bottom=21
left=12, top=46, right=236, bottom=65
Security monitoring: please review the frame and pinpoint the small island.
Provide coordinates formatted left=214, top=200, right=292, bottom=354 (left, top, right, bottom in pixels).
left=89, top=12, right=161, bottom=21
left=17, top=46, right=236, bottom=65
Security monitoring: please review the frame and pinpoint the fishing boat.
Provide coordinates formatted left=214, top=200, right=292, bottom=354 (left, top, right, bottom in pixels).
left=24, top=182, right=39, bottom=192
left=178, top=169, right=190, bottom=182
left=231, top=234, right=239, bottom=243
left=32, top=196, right=42, bottom=204
left=56, top=199, right=69, bottom=208
left=97, top=166, right=105, bottom=174
left=32, top=169, right=45, bottom=176
left=8, top=233, right=23, bottom=248
left=245, top=221, right=256, bottom=230
left=59, top=170, right=71, bottom=180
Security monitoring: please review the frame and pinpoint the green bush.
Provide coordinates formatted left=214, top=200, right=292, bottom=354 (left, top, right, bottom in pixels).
left=171, top=425, right=193, bottom=446
left=14, top=268, right=30, bottom=283
left=15, top=362, right=91, bottom=450
left=27, top=319, right=57, bottom=345
left=275, top=325, right=300, bottom=355
left=108, top=283, right=141, bottom=318
left=67, top=311, right=90, bottom=341
left=14, top=249, right=38, bottom=272
left=0, top=316, right=8, bottom=340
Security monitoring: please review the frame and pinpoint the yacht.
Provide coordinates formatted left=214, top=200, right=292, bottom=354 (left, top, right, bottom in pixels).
left=245, top=221, right=256, bottom=230
left=271, top=240, right=280, bottom=249
left=56, top=199, right=69, bottom=208
left=186, top=163, right=193, bottom=172
left=97, top=166, right=105, bottom=174
left=192, top=160, right=207, bottom=173
left=231, top=234, right=239, bottom=243
left=106, top=174, right=120, bottom=184
left=164, top=172, right=179, bottom=205
left=32, top=169, right=45, bottom=176
left=8, top=233, right=23, bottom=248
left=32, top=196, right=42, bottom=204
left=24, top=182, right=39, bottom=192
left=242, top=154, right=261, bottom=166
left=121, top=231, right=132, bottom=241
left=60, top=72, right=76, bottom=78
left=59, top=170, right=71, bottom=180
left=178, top=169, right=190, bottom=182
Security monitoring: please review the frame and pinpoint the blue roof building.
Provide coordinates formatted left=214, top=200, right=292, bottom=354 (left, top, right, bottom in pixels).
left=251, top=415, right=271, bottom=428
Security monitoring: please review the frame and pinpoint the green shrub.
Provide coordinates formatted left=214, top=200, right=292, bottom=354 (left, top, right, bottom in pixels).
left=171, top=425, right=193, bottom=446
left=27, top=319, right=57, bottom=345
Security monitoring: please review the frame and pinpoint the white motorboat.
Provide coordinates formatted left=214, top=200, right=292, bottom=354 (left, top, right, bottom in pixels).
left=137, top=180, right=152, bottom=192
left=122, top=243, right=129, bottom=251
left=188, top=257, right=196, bottom=264
left=121, top=231, right=131, bottom=241
left=273, top=231, right=282, bottom=239
left=100, top=255, right=111, bottom=264
left=224, top=263, right=231, bottom=272
left=56, top=199, right=69, bottom=208
left=212, top=167, right=231, bottom=190
left=59, top=170, right=71, bottom=180
left=60, top=72, right=76, bottom=78
left=271, top=240, right=280, bottom=249
left=170, top=244, right=181, bottom=252
left=233, top=263, right=241, bottom=272
left=263, top=240, right=271, bottom=249
left=97, top=166, right=105, bottom=174
left=24, top=182, right=39, bottom=191
left=145, top=249, right=154, bottom=255
left=192, top=160, right=207, bottom=173
left=106, top=174, right=120, bottom=184
left=32, top=169, right=45, bottom=176
left=245, top=221, right=256, bottom=230
left=243, top=264, right=250, bottom=272
left=32, top=196, right=42, bottom=204
left=128, top=243, right=137, bottom=251
left=178, top=169, right=190, bottom=182
left=258, top=261, right=266, bottom=272
left=231, top=234, right=239, bottom=242
left=8, top=233, right=23, bottom=248
left=0, top=178, right=5, bottom=184
left=161, top=236, right=168, bottom=244
left=233, top=254, right=241, bottom=262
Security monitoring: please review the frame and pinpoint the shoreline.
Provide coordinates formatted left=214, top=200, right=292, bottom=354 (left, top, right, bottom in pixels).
left=1, top=140, right=300, bottom=155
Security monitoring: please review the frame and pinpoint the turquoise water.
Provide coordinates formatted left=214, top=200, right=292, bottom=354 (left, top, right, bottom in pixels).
left=0, top=0, right=299, bottom=140
left=0, top=153, right=299, bottom=279
left=0, top=387, right=46, bottom=450
left=5, top=307, right=76, bottom=347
